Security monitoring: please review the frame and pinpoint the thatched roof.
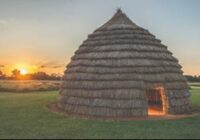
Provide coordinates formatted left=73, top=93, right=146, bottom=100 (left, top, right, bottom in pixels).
left=58, top=9, right=191, bottom=118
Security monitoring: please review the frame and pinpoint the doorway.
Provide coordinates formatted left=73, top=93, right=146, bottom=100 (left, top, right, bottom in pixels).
left=146, top=86, right=166, bottom=116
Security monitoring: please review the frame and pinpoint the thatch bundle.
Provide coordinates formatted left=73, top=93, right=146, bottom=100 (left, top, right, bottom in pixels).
left=58, top=9, right=191, bottom=118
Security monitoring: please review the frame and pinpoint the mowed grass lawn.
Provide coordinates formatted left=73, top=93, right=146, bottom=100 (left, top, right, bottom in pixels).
left=0, top=88, right=200, bottom=139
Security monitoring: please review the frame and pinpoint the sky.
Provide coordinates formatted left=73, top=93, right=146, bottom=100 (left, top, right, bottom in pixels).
left=0, top=0, right=199, bottom=75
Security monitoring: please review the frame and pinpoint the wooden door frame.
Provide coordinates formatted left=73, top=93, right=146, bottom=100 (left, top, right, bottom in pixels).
left=146, top=86, right=168, bottom=115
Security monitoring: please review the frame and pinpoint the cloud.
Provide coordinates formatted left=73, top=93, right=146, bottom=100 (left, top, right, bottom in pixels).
left=52, top=65, right=64, bottom=68
left=0, top=65, right=5, bottom=68
left=39, top=65, right=48, bottom=68
left=37, top=61, right=65, bottom=69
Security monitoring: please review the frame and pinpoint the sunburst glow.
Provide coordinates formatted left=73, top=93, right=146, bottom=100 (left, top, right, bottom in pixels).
left=19, top=68, right=28, bottom=75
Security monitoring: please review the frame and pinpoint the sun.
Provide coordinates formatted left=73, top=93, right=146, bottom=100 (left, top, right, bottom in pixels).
left=19, top=68, right=28, bottom=75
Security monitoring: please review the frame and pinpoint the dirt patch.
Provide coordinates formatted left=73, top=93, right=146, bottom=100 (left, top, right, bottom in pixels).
left=47, top=102, right=197, bottom=121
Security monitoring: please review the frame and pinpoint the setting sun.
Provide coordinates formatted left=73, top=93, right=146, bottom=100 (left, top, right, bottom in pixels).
left=19, top=68, right=28, bottom=75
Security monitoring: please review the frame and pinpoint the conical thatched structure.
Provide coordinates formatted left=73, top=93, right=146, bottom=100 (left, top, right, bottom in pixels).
left=58, top=9, right=191, bottom=118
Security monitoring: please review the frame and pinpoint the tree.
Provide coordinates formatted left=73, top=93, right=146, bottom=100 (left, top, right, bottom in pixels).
left=32, top=72, right=50, bottom=80
left=49, top=73, right=62, bottom=80
left=0, top=70, right=5, bottom=79
left=184, top=75, right=200, bottom=82
left=12, top=69, right=20, bottom=79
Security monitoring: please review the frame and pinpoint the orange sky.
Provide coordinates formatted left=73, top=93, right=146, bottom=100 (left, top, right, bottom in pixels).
left=0, top=60, right=67, bottom=76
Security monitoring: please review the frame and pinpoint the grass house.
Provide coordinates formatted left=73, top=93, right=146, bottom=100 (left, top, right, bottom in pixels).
left=58, top=9, right=191, bottom=118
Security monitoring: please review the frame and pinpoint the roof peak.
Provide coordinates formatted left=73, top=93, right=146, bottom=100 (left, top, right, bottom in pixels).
left=115, top=8, right=123, bottom=15
left=96, top=9, right=138, bottom=31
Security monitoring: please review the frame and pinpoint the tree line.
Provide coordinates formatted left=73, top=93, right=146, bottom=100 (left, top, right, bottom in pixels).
left=184, top=75, right=200, bottom=82
left=0, top=69, right=200, bottom=82
left=0, top=69, right=62, bottom=80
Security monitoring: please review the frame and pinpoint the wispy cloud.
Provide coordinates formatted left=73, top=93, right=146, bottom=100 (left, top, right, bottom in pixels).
left=39, top=65, right=48, bottom=68
left=52, top=65, right=64, bottom=68
left=37, top=61, right=65, bottom=69
left=0, top=65, right=5, bottom=68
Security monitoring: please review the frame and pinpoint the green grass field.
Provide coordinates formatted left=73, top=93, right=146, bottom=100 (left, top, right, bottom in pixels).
left=0, top=87, right=200, bottom=138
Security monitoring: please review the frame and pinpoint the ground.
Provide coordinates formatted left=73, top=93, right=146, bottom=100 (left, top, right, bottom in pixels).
left=0, top=82, right=200, bottom=139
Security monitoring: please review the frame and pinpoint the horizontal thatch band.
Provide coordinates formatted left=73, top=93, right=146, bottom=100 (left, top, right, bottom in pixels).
left=76, top=44, right=170, bottom=54
left=71, top=51, right=177, bottom=62
left=98, top=25, right=139, bottom=31
left=86, top=35, right=161, bottom=43
left=61, top=80, right=144, bottom=89
left=164, top=82, right=189, bottom=89
left=169, top=97, right=190, bottom=107
left=89, top=29, right=155, bottom=37
left=59, top=89, right=190, bottom=99
left=81, top=39, right=166, bottom=48
left=145, top=82, right=188, bottom=90
left=74, top=51, right=172, bottom=58
left=76, top=48, right=171, bottom=55
left=60, top=87, right=189, bottom=91
left=61, top=80, right=188, bottom=90
left=63, top=73, right=141, bottom=81
left=169, top=105, right=191, bottom=114
left=58, top=103, right=147, bottom=117
left=58, top=96, right=147, bottom=109
left=60, top=90, right=145, bottom=100
left=60, top=89, right=145, bottom=99
left=94, top=27, right=148, bottom=33
left=67, top=59, right=181, bottom=68
left=63, top=73, right=186, bottom=82
left=88, top=33, right=156, bottom=41
left=70, top=57, right=177, bottom=63
left=66, top=66, right=183, bottom=74
left=71, top=57, right=177, bottom=62
left=166, top=90, right=190, bottom=98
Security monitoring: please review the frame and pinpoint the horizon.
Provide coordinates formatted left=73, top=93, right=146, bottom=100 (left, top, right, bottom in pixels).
left=0, top=0, right=200, bottom=76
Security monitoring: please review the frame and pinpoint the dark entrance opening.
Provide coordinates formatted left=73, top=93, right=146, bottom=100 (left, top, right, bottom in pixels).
left=147, top=87, right=166, bottom=116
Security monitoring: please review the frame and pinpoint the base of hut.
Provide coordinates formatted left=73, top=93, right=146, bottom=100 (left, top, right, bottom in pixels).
left=47, top=102, right=195, bottom=121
